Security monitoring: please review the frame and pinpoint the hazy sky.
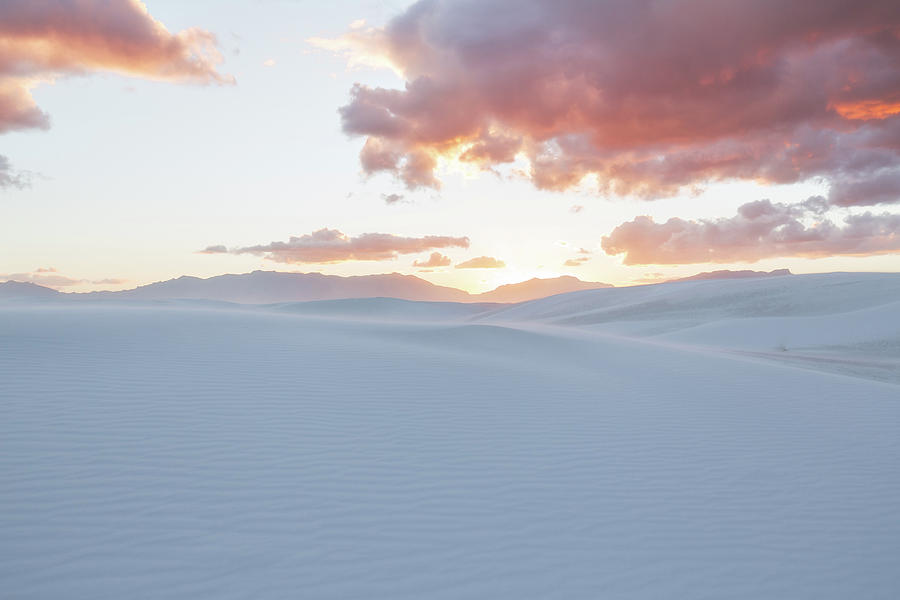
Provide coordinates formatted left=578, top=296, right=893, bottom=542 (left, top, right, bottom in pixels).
left=2, top=0, right=900, bottom=292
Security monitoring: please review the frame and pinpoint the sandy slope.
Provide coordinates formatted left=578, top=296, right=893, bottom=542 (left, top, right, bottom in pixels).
left=482, top=272, right=900, bottom=383
left=1, top=273, right=899, bottom=598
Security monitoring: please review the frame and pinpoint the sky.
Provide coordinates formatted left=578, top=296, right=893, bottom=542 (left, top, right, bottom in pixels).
left=2, top=0, right=900, bottom=293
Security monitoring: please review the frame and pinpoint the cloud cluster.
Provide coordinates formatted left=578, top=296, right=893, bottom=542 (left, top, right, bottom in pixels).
left=322, top=0, right=900, bottom=197
left=211, top=228, right=469, bottom=264
left=0, top=0, right=232, bottom=135
left=455, top=256, right=505, bottom=269
left=602, top=198, right=900, bottom=265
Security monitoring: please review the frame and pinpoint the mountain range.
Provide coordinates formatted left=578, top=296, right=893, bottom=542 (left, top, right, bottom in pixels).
left=0, top=269, right=794, bottom=304
left=0, top=271, right=613, bottom=304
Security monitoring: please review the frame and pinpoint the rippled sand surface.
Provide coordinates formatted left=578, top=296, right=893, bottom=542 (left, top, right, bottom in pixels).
left=2, top=273, right=899, bottom=598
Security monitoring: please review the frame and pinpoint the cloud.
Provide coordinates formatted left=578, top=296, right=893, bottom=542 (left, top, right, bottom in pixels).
left=382, top=192, right=405, bottom=204
left=198, top=244, right=228, bottom=254
left=829, top=169, right=900, bottom=207
left=564, top=256, right=591, bottom=267
left=601, top=198, right=900, bottom=265
left=0, top=0, right=232, bottom=135
left=455, top=256, right=506, bottom=269
left=413, top=252, right=451, bottom=268
left=222, top=228, right=469, bottom=264
left=564, top=247, right=593, bottom=266
left=321, top=0, right=900, bottom=197
left=0, top=154, right=30, bottom=188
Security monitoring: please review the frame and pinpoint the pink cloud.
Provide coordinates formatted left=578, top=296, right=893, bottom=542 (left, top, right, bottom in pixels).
left=601, top=198, right=900, bottom=265
left=413, top=252, right=451, bottom=268
left=455, top=256, right=506, bottom=269
left=226, top=228, right=470, bottom=264
left=324, top=0, right=900, bottom=198
left=0, top=0, right=232, bottom=134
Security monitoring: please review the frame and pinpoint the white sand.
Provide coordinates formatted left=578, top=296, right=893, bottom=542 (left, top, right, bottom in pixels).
left=2, top=273, right=899, bottom=598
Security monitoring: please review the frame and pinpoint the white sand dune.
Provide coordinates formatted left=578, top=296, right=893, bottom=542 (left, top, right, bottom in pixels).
left=2, top=273, right=899, bottom=598
left=481, top=272, right=900, bottom=383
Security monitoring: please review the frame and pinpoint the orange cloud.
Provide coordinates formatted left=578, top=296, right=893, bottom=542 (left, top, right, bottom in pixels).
left=832, top=100, right=900, bottom=121
left=455, top=256, right=505, bottom=269
left=564, top=257, right=591, bottom=267
left=0, top=0, right=232, bottom=134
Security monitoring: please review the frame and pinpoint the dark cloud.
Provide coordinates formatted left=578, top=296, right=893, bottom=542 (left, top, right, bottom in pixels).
left=226, top=228, right=469, bottom=264
left=602, top=198, right=900, bottom=265
left=198, top=245, right=228, bottom=254
left=829, top=169, right=900, bottom=207
left=382, top=192, right=405, bottom=204
left=0, top=154, right=30, bottom=189
left=455, top=256, right=506, bottom=269
left=323, top=0, right=900, bottom=196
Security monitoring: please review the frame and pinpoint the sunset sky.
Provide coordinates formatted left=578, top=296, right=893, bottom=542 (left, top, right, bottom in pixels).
left=2, top=0, right=900, bottom=293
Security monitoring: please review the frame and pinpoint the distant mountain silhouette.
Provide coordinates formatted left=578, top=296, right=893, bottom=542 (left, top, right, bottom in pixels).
left=0, top=281, right=59, bottom=298
left=76, top=271, right=613, bottom=304
left=671, top=269, right=791, bottom=283
left=87, top=271, right=472, bottom=304
left=2, top=272, right=612, bottom=304
left=476, top=276, right=612, bottom=302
